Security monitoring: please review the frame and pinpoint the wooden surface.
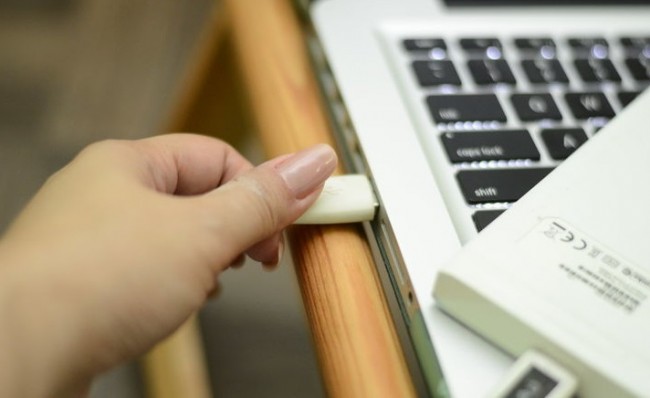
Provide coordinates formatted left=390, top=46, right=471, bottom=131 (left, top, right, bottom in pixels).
left=226, top=0, right=416, bottom=396
left=141, top=4, right=229, bottom=398
left=142, top=316, right=211, bottom=398
left=143, top=0, right=417, bottom=396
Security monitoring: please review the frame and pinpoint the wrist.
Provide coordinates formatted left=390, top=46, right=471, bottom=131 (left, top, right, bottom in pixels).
left=0, top=262, right=19, bottom=397
left=0, top=243, right=92, bottom=397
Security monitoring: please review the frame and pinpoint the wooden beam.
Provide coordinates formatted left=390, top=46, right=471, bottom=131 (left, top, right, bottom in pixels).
left=225, top=0, right=416, bottom=396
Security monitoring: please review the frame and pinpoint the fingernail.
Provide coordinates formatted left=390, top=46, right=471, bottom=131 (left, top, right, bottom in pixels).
left=275, top=144, right=337, bottom=199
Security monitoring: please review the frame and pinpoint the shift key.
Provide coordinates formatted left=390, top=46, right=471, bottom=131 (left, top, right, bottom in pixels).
left=457, top=168, right=553, bottom=203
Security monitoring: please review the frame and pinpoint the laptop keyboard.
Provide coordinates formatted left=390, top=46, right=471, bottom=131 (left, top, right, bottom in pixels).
left=401, top=36, right=648, bottom=233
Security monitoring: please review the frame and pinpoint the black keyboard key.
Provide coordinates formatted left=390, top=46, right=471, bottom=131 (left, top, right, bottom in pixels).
left=460, top=38, right=502, bottom=52
left=625, top=58, right=650, bottom=81
left=514, top=37, right=556, bottom=51
left=412, top=60, right=461, bottom=86
left=440, top=130, right=540, bottom=163
left=574, top=58, right=621, bottom=83
left=521, top=59, right=568, bottom=84
left=564, top=92, right=615, bottom=119
left=403, top=38, right=447, bottom=52
left=457, top=168, right=553, bottom=204
left=426, top=94, right=507, bottom=123
left=618, top=90, right=642, bottom=107
left=511, top=93, right=562, bottom=121
left=568, top=37, right=609, bottom=51
left=468, top=59, right=516, bottom=85
left=620, top=37, right=650, bottom=49
left=472, top=210, right=506, bottom=232
left=540, top=128, right=588, bottom=160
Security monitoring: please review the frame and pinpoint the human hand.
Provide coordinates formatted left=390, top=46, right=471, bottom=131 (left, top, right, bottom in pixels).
left=0, top=134, right=337, bottom=397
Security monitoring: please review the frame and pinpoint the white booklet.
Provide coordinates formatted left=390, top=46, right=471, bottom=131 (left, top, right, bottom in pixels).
left=433, top=90, right=650, bottom=398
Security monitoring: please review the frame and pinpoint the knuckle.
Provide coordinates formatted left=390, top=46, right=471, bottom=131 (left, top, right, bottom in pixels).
left=81, top=139, right=128, bottom=155
left=44, top=140, right=133, bottom=186
left=235, top=175, right=285, bottom=231
left=75, top=139, right=136, bottom=165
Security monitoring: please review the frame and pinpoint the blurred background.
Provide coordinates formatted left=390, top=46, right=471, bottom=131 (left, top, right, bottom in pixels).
left=0, top=0, right=324, bottom=396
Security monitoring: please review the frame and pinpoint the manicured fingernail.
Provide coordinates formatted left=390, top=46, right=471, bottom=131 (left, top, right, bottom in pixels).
left=275, top=144, right=337, bottom=199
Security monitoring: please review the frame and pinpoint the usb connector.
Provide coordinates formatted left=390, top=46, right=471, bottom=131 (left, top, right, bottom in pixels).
left=295, top=174, right=378, bottom=224
left=490, top=350, right=578, bottom=398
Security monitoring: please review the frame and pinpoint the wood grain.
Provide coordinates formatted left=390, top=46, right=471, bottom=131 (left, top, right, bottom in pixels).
left=141, top=4, right=231, bottom=398
left=142, top=316, right=211, bottom=398
left=225, top=0, right=416, bottom=396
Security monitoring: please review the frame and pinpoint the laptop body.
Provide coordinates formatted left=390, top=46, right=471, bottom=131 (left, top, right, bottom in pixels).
left=305, top=0, right=650, bottom=396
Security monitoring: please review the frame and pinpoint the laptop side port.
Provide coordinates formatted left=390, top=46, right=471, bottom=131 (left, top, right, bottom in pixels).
left=304, top=23, right=446, bottom=397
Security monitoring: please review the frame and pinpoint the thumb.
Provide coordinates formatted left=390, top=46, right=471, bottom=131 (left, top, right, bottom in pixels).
left=196, top=144, right=337, bottom=264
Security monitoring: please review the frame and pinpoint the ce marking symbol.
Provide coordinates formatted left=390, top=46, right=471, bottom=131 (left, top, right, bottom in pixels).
left=551, top=222, right=587, bottom=250
left=573, top=239, right=587, bottom=250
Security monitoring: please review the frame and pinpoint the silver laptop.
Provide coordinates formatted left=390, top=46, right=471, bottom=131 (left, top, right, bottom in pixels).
left=303, top=0, right=650, bottom=396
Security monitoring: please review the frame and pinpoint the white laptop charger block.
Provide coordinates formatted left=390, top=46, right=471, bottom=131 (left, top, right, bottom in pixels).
left=433, top=90, right=650, bottom=397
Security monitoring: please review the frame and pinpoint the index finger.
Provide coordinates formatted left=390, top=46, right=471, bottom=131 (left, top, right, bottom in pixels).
left=132, top=133, right=253, bottom=195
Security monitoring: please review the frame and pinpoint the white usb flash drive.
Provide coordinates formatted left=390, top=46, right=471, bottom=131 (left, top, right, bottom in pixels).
left=295, top=174, right=378, bottom=224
